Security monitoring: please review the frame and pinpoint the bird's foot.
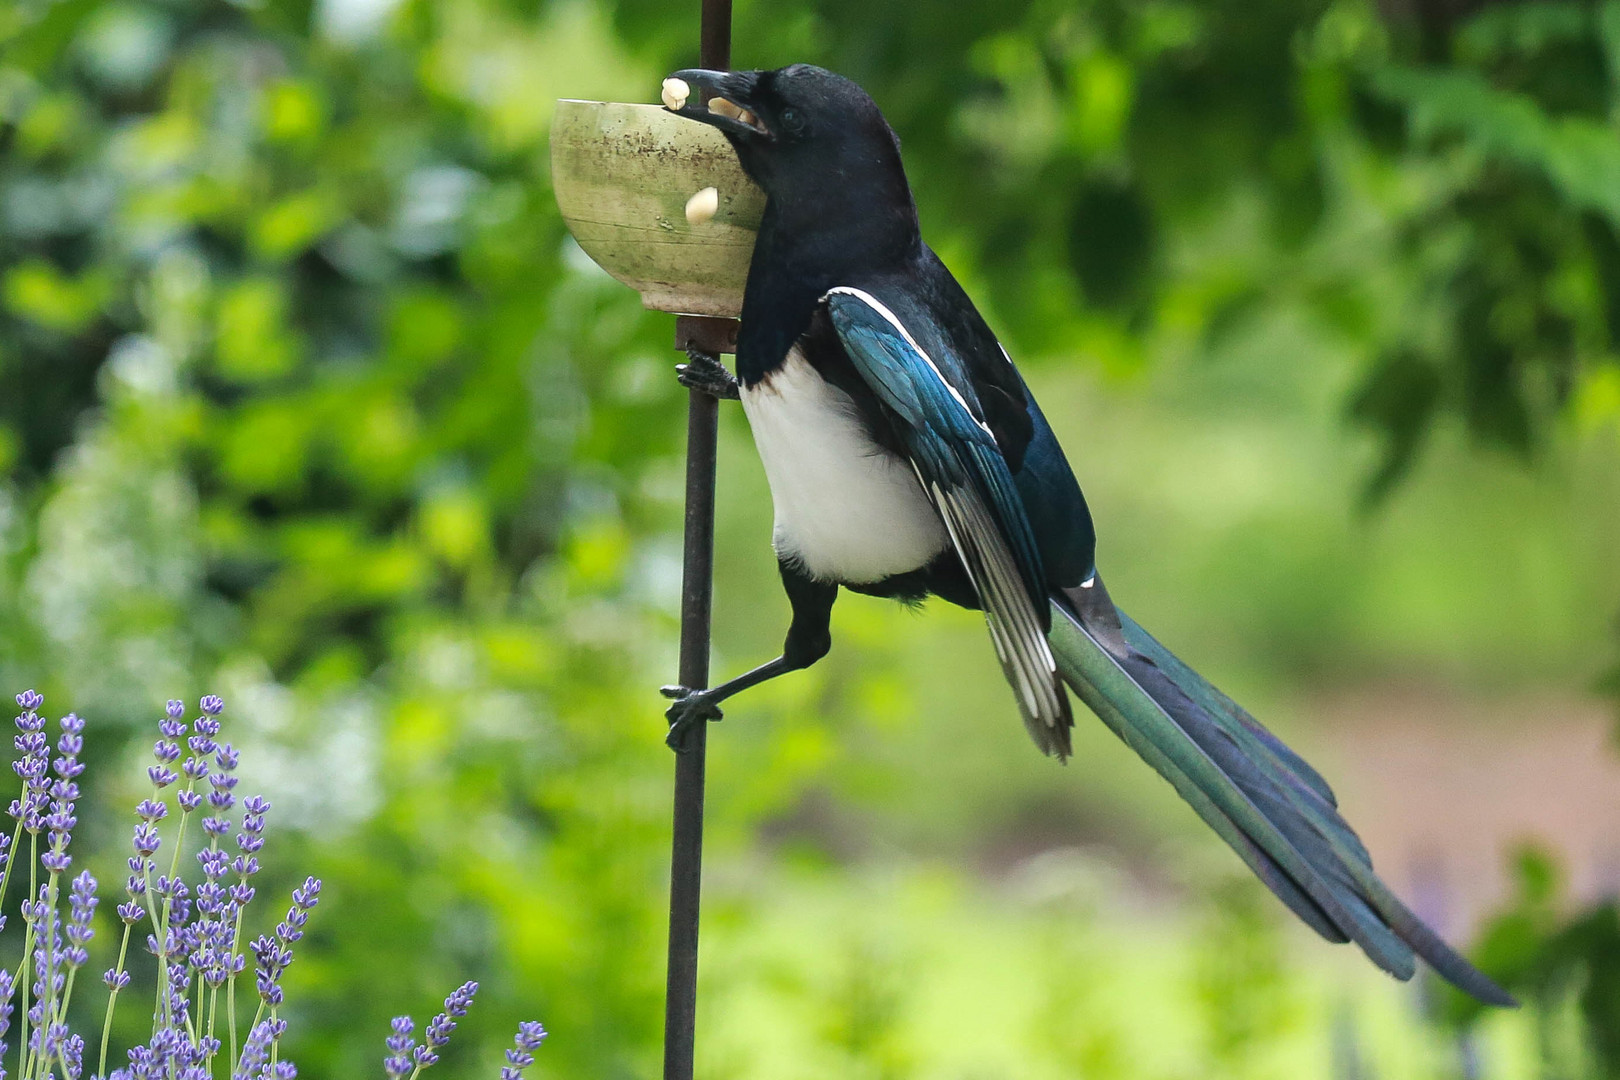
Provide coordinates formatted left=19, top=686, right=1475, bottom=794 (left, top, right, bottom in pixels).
left=661, top=685, right=724, bottom=751
left=676, top=349, right=740, bottom=400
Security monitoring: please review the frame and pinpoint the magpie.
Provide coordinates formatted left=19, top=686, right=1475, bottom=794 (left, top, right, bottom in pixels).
left=660, top=63, right=1514, bottom=1006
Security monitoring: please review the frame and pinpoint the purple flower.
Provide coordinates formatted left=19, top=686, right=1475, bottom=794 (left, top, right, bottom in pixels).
left=275, top=876, right=321, bottom=944
left=232, top=1018, right=281, bottom=1080
left=0, top=968, right=11, bottom=1053
left=11, top=697, right=51, bottom=832
left=63, top=1032, right=84, bottom=1080
left=190, top=857, right=234, bottom=988
left=54, top=713, right=85, bottom=774
left=43, top=714, right=85, bottom=871
left=384, top=1016, right=415, bottom=1078
left=133, top=822, right=161, bottom=858
left=203, top=739, right=238, bottom=838
left=65, top=869, right=97, bottom=966
left=413, top=981, right=478, bottom=1068
left=499, top=1021, right=548, bottom=1079
left=4, top=688, right=313, bottom=1078
left=250, top=934, right=292, bottom=1007
left=196, top=848, right=229, bottom=882
left=237, top=794, right=269, bottom=891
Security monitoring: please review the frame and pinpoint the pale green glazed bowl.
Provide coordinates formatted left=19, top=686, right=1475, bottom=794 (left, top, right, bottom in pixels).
left=550, top=100, right=764, bottom=319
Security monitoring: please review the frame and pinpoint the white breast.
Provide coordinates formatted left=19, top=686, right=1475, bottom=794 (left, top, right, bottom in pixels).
left=740, top=348, right=949, bottom=584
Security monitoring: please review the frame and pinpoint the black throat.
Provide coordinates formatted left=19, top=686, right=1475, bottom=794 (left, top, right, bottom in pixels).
left=733, top=181, right=920, bottom=386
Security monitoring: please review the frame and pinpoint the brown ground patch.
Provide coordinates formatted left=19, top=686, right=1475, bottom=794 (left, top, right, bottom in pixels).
left=1303, top=688, right=1620, bottom=932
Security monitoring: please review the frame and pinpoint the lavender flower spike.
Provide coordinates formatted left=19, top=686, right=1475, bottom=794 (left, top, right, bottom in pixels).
left=63, top=1032, right=85, bottom=1080
left=411, top=981, right=478, bottom=1069
left=0, top=967, right=14, bottom=1051
left=10, top=691, right=50, bottom=834
left=383, top=1016, right=415, bottom=1079
left=499, top=1021, right=548, bottom=1080
left=276, top=876, right=321, bottom=944
left=65, top=869, right=97, bottom=966
left=43, top=712, right=87, bottom=872
left=231, top=1018, right=284, bottom=1080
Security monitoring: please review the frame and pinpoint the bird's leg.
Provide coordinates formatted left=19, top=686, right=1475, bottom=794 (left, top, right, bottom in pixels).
left=675, top=346, right=740, bottom=400
left=664, top=563, right=837, bottom=750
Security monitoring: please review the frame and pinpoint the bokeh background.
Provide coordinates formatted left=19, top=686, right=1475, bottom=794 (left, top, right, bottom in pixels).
left=2, top=0, right=1618, bottom=1076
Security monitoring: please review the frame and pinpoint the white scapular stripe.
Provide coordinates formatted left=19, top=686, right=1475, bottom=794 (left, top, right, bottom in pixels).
left=824, top=286, right=995, bottom=437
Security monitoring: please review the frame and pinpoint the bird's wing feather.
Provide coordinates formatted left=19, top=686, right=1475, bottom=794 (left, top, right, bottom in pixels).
left=824, top=286, right=1072, bottom=755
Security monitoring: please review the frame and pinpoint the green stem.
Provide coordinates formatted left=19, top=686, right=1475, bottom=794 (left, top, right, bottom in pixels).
left=16, top=830, right=37, bottom=1080
left=0, top=817, right=25, bottom=915
left=32, top=870, right=60, bottom=1080
left=226, top=901, right=247, bottom=1072
left=98, top=922, right=133, bottom=1079
left=139, top=851, right=167, bottom=1029
left=49, top=966, right=78, bottom=1080
left=205, top=982, right=220, bottom=1074
left=269, top=1003, right=280, bottom=1068
left=14, top=927, right=30, bottom=1080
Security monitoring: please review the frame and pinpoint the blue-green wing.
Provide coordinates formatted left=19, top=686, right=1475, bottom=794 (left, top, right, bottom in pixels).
left=824, top=285, right=1072, bottom=755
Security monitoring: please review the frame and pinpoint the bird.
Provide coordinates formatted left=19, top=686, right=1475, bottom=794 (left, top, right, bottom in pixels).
left=659, top=62, right=1515, bottom=1006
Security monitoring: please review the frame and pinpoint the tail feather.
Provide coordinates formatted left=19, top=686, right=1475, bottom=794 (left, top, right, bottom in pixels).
left=1049, top=577, right=1515, bottom=1007
left=1118, top=611, right=1339, bottom=810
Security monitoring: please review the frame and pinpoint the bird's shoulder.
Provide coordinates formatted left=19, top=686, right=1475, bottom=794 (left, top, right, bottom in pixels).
left=824, top=248, right=1036, bottom=469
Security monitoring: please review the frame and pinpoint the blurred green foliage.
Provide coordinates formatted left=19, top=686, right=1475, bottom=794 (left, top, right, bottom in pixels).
left=1446, top=848, right=1620, bottom=1078
left=0, top=0, right=1617, bottom=1075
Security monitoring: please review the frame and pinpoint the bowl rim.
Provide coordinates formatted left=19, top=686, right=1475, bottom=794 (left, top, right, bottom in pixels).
left=554, top=99, right=676, bottom=109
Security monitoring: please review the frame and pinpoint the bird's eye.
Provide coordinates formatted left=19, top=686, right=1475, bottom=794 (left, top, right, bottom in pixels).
left=779, top=107, right=805, bottom=134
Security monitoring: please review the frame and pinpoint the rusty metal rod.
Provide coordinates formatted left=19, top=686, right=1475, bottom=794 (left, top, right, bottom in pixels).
left=662, top=0, right=733, bottom=1073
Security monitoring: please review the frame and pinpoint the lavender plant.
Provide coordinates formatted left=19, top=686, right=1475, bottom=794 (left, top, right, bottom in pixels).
left=498, top=1022, right=547, bottom=1080
left=0, top=691, right=319, bottom=1080
left=1, top=690, right=548, bottom=1080
left=378, top=982, right=546, bottom=1079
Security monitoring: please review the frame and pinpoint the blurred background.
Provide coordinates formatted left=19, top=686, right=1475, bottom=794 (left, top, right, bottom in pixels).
left=1, top=0, right=1618, bottom=1075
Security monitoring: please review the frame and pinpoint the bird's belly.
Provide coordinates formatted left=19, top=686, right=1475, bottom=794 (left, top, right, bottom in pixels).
left=740, top=350, right=949, bottom=584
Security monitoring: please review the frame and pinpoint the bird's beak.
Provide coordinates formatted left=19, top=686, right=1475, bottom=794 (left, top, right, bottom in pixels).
left=665, top=68, right=770, bottom=139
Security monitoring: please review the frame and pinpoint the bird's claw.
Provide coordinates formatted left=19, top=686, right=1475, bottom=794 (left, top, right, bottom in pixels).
left=675, top=349, right=740, bottom=400
left=662, top=685, right=724, bottom=752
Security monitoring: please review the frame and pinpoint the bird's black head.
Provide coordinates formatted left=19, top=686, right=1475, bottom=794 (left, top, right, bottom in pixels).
left=666, top=65, right=918, bottom=264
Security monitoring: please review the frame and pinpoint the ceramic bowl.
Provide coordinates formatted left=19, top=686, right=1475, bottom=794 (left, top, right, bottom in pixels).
left=551, top=100, right=764, bottom=318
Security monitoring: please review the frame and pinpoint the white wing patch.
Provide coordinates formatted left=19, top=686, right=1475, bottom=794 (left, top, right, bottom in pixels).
left=929, top=479, right=1070, bottom=756
left=823, top=287, right=995, bottom=438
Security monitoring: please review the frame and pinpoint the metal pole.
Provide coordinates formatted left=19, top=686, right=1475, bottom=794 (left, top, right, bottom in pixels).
left=663, top=0, right=733, bottom=1074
